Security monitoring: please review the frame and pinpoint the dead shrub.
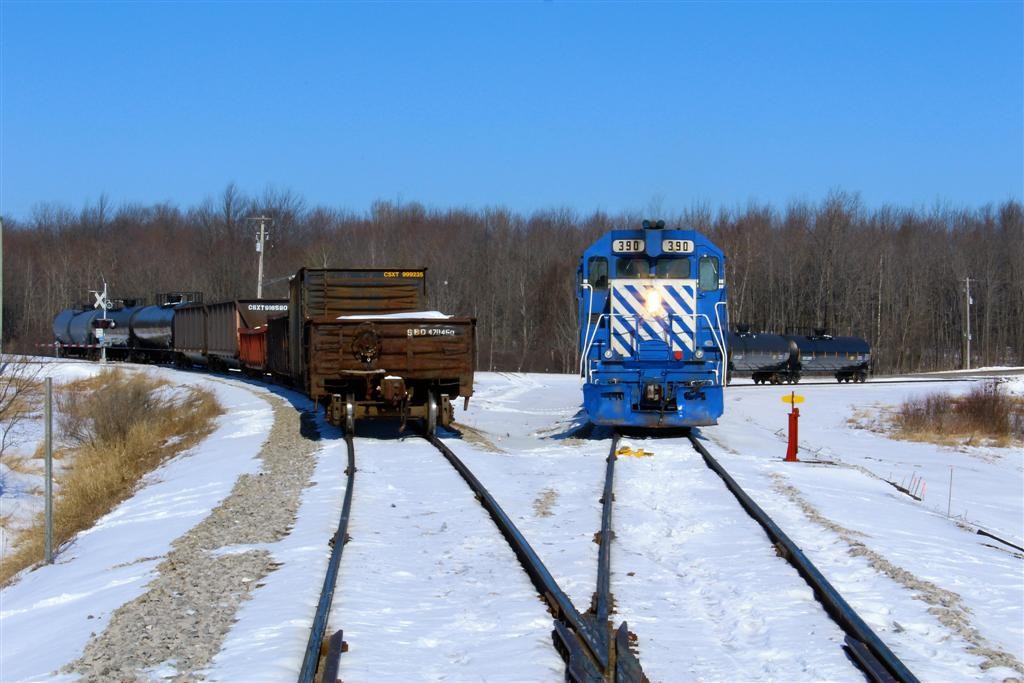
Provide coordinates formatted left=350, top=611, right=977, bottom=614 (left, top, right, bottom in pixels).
left=895, top=380, right=1024, bottom=446
left=0, top=357, right=43, bottom=459
left=56, top=371, right=165, bottom=447
left=2, top=370, right=222, bottom=585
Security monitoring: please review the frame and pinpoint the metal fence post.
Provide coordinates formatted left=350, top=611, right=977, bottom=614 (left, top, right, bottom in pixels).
left=45, top=377, right=53, bottom=564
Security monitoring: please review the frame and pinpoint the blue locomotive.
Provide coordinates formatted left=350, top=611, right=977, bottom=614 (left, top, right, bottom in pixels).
left=577, top=220, right=728, bottom=427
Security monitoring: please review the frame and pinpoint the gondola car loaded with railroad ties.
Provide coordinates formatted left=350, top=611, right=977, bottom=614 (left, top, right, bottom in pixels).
left=577, top=219, right=729, bottom=427
left=52, top=267, right=476, bottom=434
left=265, top=268, right=475, bottom=434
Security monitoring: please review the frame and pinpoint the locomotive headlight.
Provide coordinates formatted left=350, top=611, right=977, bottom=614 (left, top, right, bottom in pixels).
left=643, top=289, right=662, bottom=318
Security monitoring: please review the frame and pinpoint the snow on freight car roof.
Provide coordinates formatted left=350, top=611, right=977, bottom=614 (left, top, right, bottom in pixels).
left=335, top=311, right=452, bottom=320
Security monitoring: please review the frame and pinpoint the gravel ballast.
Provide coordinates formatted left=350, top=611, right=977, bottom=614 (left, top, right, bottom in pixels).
left=69, top=391, right=320, bottom=682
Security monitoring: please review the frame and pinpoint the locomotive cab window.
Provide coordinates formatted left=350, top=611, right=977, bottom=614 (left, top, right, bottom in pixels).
left=656, top=258, right=690, bottom=278
left=587, top=257, right=609, bottom=290
left=698, top=256, right=720, bottom=291
left=616, top=258, right=650, bottom=279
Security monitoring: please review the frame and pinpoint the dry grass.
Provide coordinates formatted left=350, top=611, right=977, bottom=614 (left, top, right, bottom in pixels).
left=1, top=370, right=222, bottom=585
left=532, top=488, right=558, bottom=517
left=894, top=381, right=1024, bottom=447
left=2, top=452, right=39, bottom=475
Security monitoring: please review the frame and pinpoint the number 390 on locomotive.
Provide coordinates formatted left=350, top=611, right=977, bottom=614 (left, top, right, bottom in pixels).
left=577, top=220, right=728, bottom=427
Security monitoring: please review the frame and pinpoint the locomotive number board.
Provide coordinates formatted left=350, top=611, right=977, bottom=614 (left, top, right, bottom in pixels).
left=662, top=239, right=694, bottom=253
left=612, top=239, right=645, bottom=253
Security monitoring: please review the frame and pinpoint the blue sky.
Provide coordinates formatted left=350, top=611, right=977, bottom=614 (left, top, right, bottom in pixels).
left=1, top=1, right=1021, bottom=220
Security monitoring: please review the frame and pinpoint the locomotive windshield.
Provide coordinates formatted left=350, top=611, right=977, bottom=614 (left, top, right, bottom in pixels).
left=617, top=257, right=693, bottom=279
left=587, top=257, right=609, bottom=289
left=699, top=256, right=720, bottom=291
left=616, top=258, right=650, bottom=278
left=656, top=258, right=690, bottom=278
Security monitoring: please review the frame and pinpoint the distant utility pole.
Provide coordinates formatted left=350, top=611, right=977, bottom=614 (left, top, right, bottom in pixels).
left=963, top=277, right=973, bottom=370
left=1, top=218, right=4, bottom=356
left=249, top=216, right=272, bottom=298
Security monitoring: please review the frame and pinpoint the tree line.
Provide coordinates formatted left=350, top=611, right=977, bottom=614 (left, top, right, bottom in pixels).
left=3, top=186, right=1021, bottom=375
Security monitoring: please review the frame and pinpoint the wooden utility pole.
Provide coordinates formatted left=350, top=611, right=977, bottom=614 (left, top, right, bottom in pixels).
left=249, top=216, right=272, bottom=298
left=963, top=277, right=972, bottom=370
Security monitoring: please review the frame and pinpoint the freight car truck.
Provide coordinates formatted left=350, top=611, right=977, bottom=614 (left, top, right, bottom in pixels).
left=268, top=268, right=475, bottom=434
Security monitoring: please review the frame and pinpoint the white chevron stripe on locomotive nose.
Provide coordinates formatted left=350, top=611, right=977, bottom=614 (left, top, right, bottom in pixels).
left=609, top=279, right=697, bottom=355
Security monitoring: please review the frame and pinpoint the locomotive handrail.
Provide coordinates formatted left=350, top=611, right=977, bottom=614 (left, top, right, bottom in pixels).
left=581, top=310, right=729, bottom=386
left=578, top=283, right=599, bottom=379
left=580, top=312, right=617, bottom=383
left=694, top=312, right=727, bottom=384
left=714, top=301, right=729, bottom=387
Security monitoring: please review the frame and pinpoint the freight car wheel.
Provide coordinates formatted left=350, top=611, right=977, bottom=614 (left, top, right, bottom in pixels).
left=426, top=392, right=439, bottom=436
left=344, top=394, right=356, bottom=434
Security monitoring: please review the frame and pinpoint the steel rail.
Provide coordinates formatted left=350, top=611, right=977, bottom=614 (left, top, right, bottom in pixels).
left=298, top=433, right=356, bottom=683
left=594, top=435, right=620, bottom=643
left=687, top=433, right=919, bottom=683
left=423, top=433, right=609, bottom=674
left=595, top=436, right=648, bottom=683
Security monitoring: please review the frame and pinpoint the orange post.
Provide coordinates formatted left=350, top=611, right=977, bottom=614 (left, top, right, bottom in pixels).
left=785, top=397, right=800, bottom=462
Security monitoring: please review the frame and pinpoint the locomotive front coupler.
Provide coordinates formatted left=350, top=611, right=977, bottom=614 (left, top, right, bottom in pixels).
left=683, top=379, right=711, bottom=401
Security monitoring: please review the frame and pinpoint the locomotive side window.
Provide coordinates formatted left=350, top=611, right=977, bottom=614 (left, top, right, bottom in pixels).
left=698, top=256, right=720, bottom=291
left=616, top=258, right=650, bottom=279
left=656, top=258, right=690, bottom=278
left=588, top=257, right=609, bottom=290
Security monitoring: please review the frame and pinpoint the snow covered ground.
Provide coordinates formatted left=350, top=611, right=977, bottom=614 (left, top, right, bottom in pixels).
left=1, top=362, right=1021, bottom=682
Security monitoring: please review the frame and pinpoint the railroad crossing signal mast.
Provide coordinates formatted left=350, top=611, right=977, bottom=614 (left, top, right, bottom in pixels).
left=249, top=216, right=272, bottom=298
left=90, top=282, right=111, bottom=365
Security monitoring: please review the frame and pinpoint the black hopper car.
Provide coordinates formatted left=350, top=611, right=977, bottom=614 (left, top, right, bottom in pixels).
left=728, top=325, right=871, bottom=384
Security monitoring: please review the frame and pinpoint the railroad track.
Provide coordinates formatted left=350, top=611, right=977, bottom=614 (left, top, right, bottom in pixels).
left=730, top=377, right=970, bottom=387
left=425, top=432, right=642, bottom=682
left=589, top=432, right=918, bottom=682
left=298, top=434, right=355, bottom=683
left=301, top=427, right=920, bottom=682
left=681, top=432, right=918, bottom=683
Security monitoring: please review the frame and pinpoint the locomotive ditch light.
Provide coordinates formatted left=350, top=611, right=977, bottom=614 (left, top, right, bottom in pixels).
left=694, top=349, right=705, bottom=359
left=604, top=349, right=614, bottom=359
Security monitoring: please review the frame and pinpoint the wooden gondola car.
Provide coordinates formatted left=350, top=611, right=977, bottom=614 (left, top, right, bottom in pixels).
left=268, top=268, right=475, bottom=433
